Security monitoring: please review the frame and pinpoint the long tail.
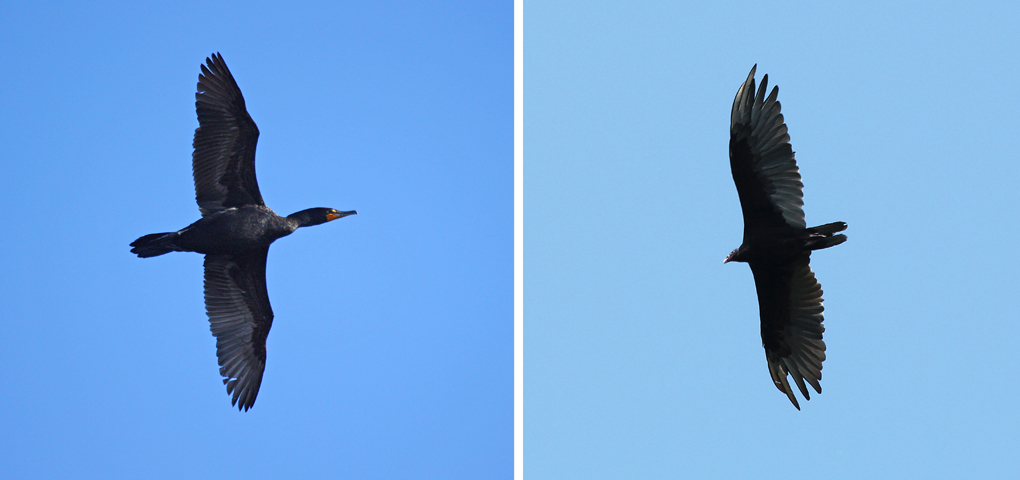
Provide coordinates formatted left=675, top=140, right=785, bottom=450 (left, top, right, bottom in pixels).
left=130, top=232, right=179, bottom=258
left=806, top=222, right=847, bottom=251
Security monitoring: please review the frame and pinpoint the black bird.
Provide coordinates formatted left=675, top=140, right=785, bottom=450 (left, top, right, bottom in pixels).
left=724, top=65, right=846, bottom=410
left=131, top=53, right=357, bottom=411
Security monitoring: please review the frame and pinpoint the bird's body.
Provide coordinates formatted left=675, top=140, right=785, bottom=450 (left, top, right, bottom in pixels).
left=133, top=205, right=325, bottom=257
left=131, top=53, right=355, bottom=411
left=725, top=65, right=846, bottom=410
left=727, top=222, right=846, bottom=265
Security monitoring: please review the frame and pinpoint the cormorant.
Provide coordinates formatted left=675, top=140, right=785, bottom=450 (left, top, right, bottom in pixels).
left=131, top=53, right=356, bottom=411
left=725, top=65, right=846, bottom=410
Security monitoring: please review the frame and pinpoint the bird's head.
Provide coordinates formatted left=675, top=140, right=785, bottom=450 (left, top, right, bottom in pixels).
left=723, top=247, right=741, bottom=264
left=289, top=208, right=358, bottom=227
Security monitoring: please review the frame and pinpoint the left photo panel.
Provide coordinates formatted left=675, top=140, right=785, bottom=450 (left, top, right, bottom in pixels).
left=0, top=2, right=511, bottom=478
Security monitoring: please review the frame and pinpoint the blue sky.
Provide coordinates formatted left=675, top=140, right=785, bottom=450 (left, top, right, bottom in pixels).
left=525, top=1, right=1019, bottom=478
left=0, top=2, right=510, bottom=479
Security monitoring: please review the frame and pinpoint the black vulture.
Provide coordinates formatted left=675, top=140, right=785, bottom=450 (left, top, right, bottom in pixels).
left=725, top=65, right=846, bottom=409
left=131, top=53, right=357, bottom=411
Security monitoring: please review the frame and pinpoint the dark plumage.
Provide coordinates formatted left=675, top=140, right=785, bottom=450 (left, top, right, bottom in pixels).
left=131, top=53, right=356, bottom=411
left=724, top=65, right=846, bottom=410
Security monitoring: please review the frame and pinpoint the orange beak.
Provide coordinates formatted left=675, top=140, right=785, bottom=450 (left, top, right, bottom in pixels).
left=327, top=210, right=358, bottom=221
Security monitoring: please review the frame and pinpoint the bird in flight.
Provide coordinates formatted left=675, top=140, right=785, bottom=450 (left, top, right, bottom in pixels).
left=131, top=53, right=357, bottom=411
left=725, top=65, right=846, bottom=410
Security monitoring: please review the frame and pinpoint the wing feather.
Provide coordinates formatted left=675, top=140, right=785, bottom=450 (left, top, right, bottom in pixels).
left=192, top=53, right=264, bottom=216
left=750, top=254, right=827, bottom=410
left=203, top=251, right=274, bottom=411
left=730, top=65, right=806, bottom=232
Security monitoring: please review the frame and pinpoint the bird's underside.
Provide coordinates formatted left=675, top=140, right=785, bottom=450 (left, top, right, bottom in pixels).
left=727, top=65, right=847, bottom=410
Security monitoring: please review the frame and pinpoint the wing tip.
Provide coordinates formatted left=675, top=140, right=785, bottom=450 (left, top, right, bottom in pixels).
left=226, top=375, right=260, bottom=412
left=204, top=52, right=225, bottom=69
left=732, top=65, right=759, bottom=126
left=767, top=352, right=825, bottom=411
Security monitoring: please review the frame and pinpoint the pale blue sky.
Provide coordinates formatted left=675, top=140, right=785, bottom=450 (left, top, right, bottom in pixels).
left=525, top=1, right=1019, bottom=478
left=0, top=2, right=510, bottom=478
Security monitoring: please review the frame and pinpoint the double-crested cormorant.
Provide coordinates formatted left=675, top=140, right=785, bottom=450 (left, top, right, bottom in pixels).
left=725, top=65, right=846, bottom=409
left=131, top=53, right=356, bottom=411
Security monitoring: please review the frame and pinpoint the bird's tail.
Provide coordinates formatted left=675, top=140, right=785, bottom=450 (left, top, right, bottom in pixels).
left=130, top=232, right=179, bottom=258
left=806, top=222, right=847, bottom=251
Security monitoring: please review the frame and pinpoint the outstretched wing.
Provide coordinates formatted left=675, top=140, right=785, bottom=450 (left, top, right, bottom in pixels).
left=750, top=254, right=826, bottom=410
left=192, top=53, right=264, bottom=216
left=729, top=65, right=806, bottom=237
left=203, top=251, right=274, bottom=411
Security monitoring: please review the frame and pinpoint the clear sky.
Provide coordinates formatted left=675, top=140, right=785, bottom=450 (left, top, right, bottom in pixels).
left=525, top=1, right=1019, bottom=478
left=0, top=1, right=510, bottom=479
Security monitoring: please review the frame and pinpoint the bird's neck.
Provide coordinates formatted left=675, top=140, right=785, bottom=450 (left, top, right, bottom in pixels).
left=286, top=209, right=325, bottom=229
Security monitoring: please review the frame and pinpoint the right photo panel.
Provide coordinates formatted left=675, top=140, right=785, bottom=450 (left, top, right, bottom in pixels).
left=523, top=1, right=1019, bottom=478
